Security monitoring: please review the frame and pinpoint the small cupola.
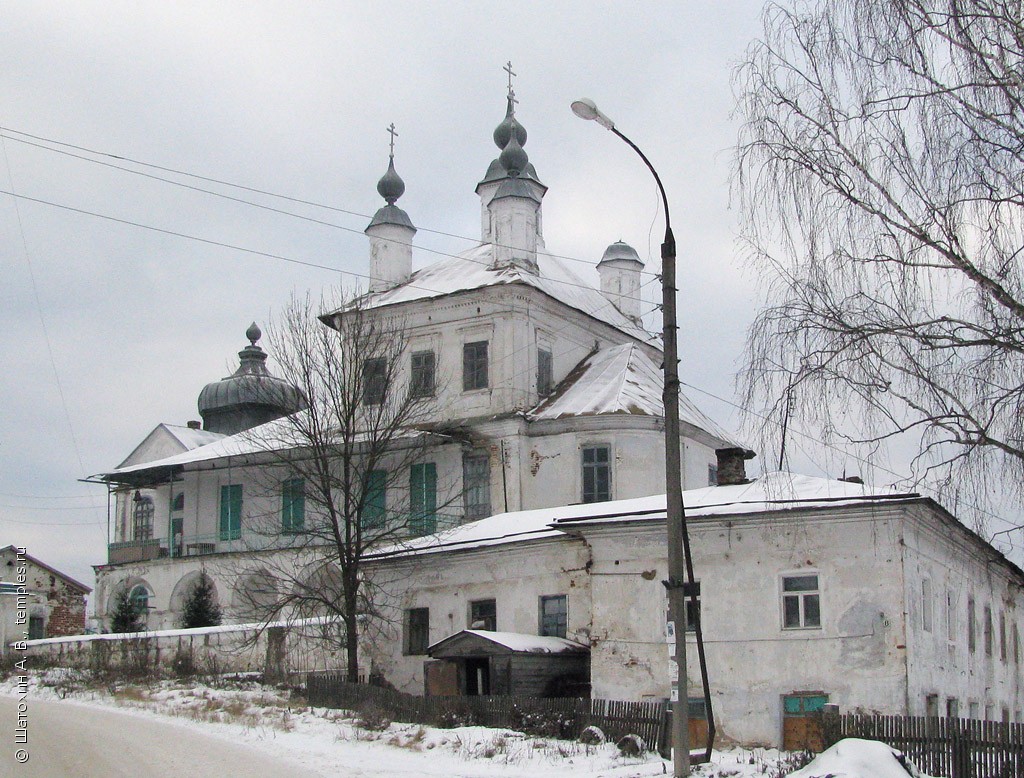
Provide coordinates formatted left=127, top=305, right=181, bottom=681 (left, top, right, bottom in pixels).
left=488, top=122, right=542, bottom=274
left=597, top=241, right=645, bottom=323
left=197, top=323, right=306, bottom=435
left=366, top=124, right=416, bottom=293
left=476, top=64, right=546, bottom=244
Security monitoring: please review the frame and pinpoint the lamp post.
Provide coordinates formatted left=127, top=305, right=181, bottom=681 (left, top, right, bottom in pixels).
left=571, top=98, right=707, bottom=777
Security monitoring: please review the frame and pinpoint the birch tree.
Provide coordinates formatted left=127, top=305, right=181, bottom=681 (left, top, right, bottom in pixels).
left=735, top=0, right=1024, bottom=527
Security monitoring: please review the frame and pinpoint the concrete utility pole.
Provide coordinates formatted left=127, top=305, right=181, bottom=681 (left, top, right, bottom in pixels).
left=571, top=98, right=691, bottom=777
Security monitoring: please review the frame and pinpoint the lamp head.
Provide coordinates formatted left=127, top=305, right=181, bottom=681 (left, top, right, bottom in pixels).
left=571, top=98, right=615, bottom=131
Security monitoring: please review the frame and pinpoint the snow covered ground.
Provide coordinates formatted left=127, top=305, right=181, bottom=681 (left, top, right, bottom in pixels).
left=0, top=673, right=929, bottom=777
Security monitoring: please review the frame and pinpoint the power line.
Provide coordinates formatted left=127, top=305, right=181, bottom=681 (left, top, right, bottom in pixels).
left=0, top=126, right=663, bottom=281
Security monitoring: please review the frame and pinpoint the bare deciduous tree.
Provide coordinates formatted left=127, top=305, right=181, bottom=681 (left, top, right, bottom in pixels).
left=735, top=0, right=1024, bottom=526
left=233, top=293, right=458, bottom=681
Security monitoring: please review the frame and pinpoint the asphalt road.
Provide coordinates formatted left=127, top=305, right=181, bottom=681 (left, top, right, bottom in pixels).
left=0, top=694, right=322, bottom=778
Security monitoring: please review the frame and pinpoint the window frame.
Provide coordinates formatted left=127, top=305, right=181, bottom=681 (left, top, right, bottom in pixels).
left=684, top=580, right=701, bottom=633
left=537, top=348, right=553, bottom=397
left=281, top=477, right=305, bottom=534
left=410, top=350, right=436, bottom=399
left=462, top=340, right=489, bottom=391
left=469, top=598, right=496, bottom=631
left=409, top=462, right=437, bottom=536
left=462, top=451, right=491, bottom=520
left=132, top=495, right=154, bottom=541
left=968, top=596, right=977, bottom=654
left=921, top=578, right=932, bottom=633
left=581, top=443, right=612, bottom=503
left=539, top=594, right=568, bottom=638
left=362, top=469, right=388, bottom=531
left=219, top=484, right=243, bottom=541
left=362, top=356, right=388, bottom=406
left=781, top=573, right=821, bottom=630
left=404, top=607, right=430, bottom=655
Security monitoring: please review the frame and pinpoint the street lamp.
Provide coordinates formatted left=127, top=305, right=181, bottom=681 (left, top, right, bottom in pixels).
left=571, top=98, right=713, bottom=777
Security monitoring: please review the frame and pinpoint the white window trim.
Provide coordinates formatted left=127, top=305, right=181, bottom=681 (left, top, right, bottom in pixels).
left=779, top=571, right=822, bottom=631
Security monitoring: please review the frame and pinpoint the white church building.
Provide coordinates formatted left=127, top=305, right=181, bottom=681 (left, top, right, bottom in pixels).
left=85, top=87, right=1024, bottom=748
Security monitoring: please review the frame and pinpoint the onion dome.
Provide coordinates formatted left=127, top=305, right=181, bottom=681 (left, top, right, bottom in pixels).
left=197, top=323, right=306, bottom=435
left=368, top=150, right=415, bottom=231
left=499, top=122, right=529, bottom=177
left=493, top=95, right=528, bottom=150
left=598, top=240, right=644, bottom=267
left=376, top=156, right=406, bottom=204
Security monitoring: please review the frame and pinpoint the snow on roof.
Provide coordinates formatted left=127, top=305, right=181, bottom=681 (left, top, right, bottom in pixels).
left=163, top=423, right=225, bottom=450
left=429, top=629, right=589, bottom=655
left=102, top=413, right=432, bottom=480
left=332, top=243, right=656, bottom=346
left=788, top=738, right=932, bottom=778
left=367, top=472, right=911, bottom=561
left=550, top=471, right=920, bottom=528
left=529, top=343, right=742, bottom=448
left=368, top=503, right=569, bottom=560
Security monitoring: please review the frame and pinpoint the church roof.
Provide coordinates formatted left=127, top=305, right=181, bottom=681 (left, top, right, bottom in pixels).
left=334, top=243, right=657, bottom=346
left=529, top=343, right=742, bottom=449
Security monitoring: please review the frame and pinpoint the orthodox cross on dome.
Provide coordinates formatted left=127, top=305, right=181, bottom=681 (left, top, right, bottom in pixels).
left=387, top=123, right=398, bottom=157
left=503, top=61, right=518, bottom=107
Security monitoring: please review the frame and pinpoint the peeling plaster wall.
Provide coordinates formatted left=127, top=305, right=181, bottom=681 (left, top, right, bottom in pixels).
left=581, top=505, right=915, bottom=746
left=901, top=503, right=1023, bottom=721
left=362, top=536, right=592, bottom=694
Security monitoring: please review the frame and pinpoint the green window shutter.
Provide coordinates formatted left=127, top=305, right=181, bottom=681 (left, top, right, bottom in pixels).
left=410, top=463, right=437, bottom=536
left=362, top=470, right=387, bottom=530
left=220, top=484, right=242, bottom=541
left=281, top=478, right=304, bottom=533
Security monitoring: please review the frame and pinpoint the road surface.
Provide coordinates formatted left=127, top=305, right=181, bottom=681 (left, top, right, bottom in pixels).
left=0, top=694, right=323, bottom=778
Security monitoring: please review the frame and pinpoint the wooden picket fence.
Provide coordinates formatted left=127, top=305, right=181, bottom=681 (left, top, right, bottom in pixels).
left=822, top=713, right=1024, bottom=778
left=306, top=672, right=668, bottom=752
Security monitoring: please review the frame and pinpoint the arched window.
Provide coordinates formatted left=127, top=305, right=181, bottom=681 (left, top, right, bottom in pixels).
left=129, top=584, right=150, bottom=615
left=133, top=494, right=154, bottom=540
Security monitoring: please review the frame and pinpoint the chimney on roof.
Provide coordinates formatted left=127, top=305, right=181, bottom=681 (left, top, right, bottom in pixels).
left=715, top=447, right=755, bottom=486
left=187, top=420, right=202, bottom=430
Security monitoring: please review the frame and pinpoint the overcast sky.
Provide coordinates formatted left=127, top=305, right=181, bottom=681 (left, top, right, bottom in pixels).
left=3, top=2, right=1018, bottom=591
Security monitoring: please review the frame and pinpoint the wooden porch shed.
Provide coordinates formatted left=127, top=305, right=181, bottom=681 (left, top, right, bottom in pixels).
left=425, top=629, right=590, bottom=698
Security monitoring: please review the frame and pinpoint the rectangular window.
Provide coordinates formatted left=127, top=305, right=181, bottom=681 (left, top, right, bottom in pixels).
left=410, top=350, right=435, bottom=398
left=921, top=578, right=932, bottom=632
left=470, top=598, right=496, bottom=631
left=463, top=452, right=491, bottom=520
left=946, top=698, right=959, bottom=718
left=946, top=589, right=957, bottom=642
left=463, top=341, right=489, bottom=391
left=404, top=607, right=430, bottom=655
left=684, top=581, right=701, bottom=632
left=537, top=348, right=553, bottom=397
left=925, top=694, right=939, bottom=718
left=281, top=478, right=304, bottom=533
left=539, top=594, right=567, bottom=638
left=969, top=701, right=980, bottom=719
left=782, top=574, right=821, bottom=629
left=219, top=484, right=242, bottom=541
left=362, top=470, right=387, bottom=530
left=968, top=597, right=976, bottom=653
left=362, top=356, right=387, bottom=405
left=1000, top=613, right=1007, bottom=662
left=409, top=462, right=437, bottom=536
left=581, top=445, right=611, bottom=503
left=688, top=697, right=708, bottom=720
left=28, top=615, right=44, bottom=641
left=984, top=605, right=993, bottom=656
left=708, top=464, right=718, bottom=486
